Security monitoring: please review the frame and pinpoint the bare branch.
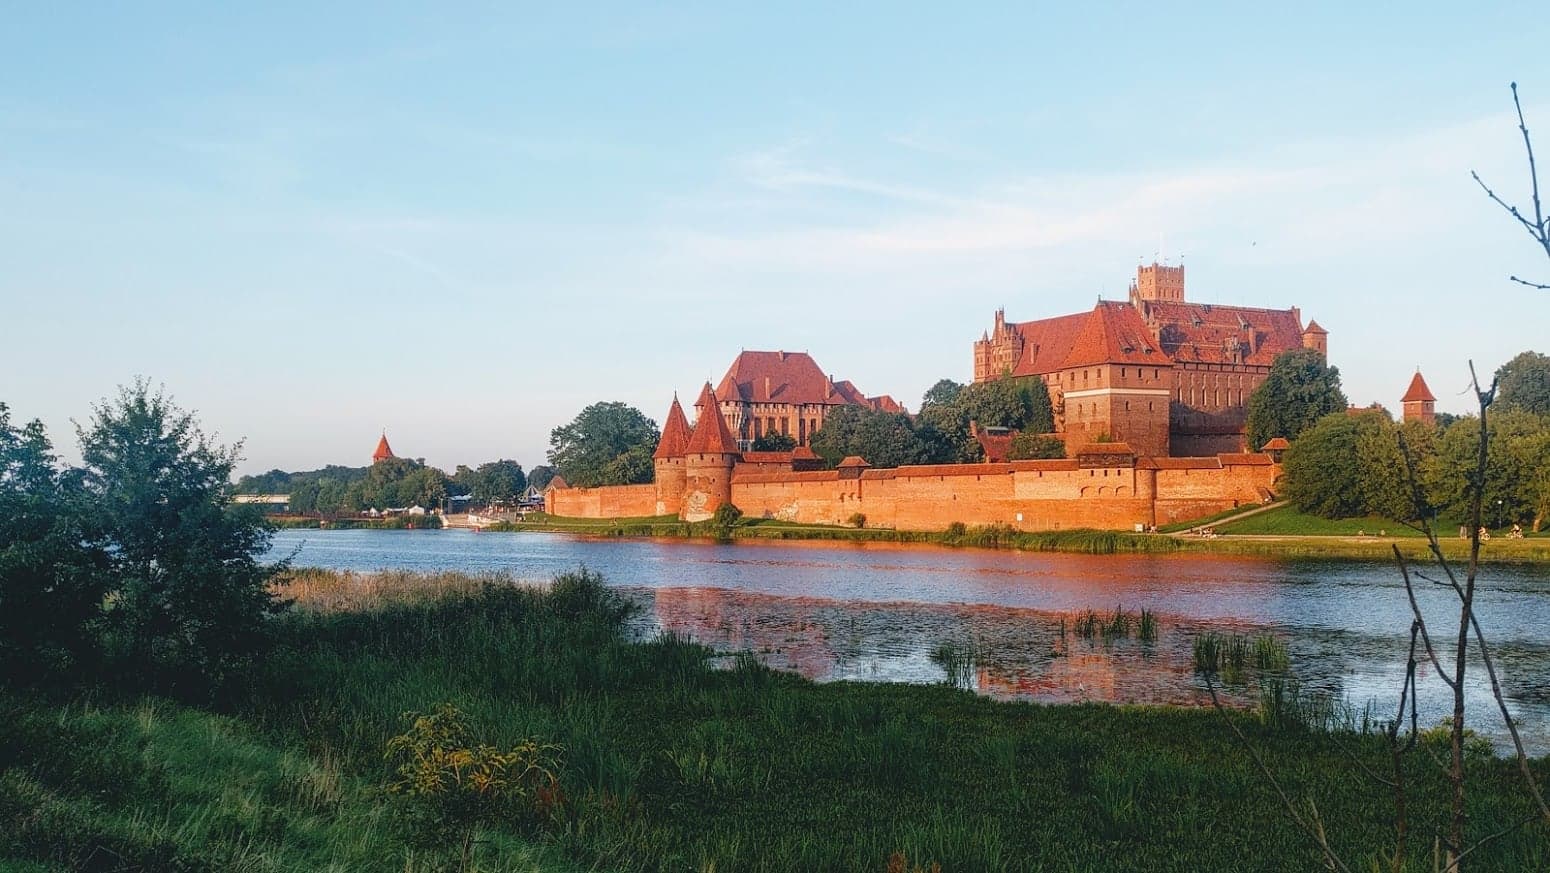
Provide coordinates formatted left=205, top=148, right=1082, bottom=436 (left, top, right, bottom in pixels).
left=1472, top=170, right=1545, bottom=239
left=1473, top=83, right=1550, bottom=288
left=1511, top=82, right=1548, bottom=258
left=1394, top=547, right=1457, bottom=689
left=1509, top=275, right=1550, bottom=290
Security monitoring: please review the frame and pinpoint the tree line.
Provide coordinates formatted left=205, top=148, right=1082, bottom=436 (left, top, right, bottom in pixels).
left=1267, top=350, right=1550, bottom=530
left=237, top=457, right=554, bottom=514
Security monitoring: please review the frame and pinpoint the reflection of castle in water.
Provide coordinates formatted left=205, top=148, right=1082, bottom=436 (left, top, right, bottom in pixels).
left=646, top=585, right=1234, bottom=707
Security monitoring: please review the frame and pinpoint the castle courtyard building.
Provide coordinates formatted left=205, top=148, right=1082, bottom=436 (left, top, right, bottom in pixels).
left=973, top=263, right=1327, bottom=457
left=710, top=350, right=902, bottom=449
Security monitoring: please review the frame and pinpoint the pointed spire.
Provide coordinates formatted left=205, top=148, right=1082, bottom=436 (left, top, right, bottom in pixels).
left=653, top=394, right=693, bottom=460
left=373, top=432, right=394, bottom=463
left=1402, top=370, right=1436, bottom=403
left=684, top=382, right=740, bottom=455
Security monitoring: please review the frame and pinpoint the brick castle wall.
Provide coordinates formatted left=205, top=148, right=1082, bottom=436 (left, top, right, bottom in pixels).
left=549, top=456, right=1277, bottom=532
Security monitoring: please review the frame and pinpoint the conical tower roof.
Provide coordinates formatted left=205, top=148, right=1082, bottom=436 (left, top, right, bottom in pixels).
left=1402, top=370, right=1436, bottom=403
left=653, top=394, right=693, bottom=460
left=684, top=382, right=740, bottom=455
left=373, top=433, right=395, bottom=463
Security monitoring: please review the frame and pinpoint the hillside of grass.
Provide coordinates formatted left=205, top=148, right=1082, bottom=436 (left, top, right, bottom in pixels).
left=4, top=569, right=1547, bottom=871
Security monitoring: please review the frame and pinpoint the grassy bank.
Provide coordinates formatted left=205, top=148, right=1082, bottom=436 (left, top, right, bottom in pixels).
left=494, top=512, right=1550, bottom=565
left=4, top=569, right=1548, bottom=871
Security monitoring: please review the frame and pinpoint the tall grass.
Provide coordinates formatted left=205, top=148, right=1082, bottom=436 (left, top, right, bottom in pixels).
left=4, top=569, right=1546, bottom=872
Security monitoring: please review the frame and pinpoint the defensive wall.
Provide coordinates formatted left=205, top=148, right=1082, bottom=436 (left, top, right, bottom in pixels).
left=547, top=453, right=1277, bottom=532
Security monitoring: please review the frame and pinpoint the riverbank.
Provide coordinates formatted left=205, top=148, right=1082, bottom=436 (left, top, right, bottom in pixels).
left=3, top=568, right=1545, bottom=871
left=491, top=512, right=1550, bottom=565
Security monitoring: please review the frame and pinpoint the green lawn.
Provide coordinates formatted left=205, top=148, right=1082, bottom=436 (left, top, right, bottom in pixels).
left=1214, top=504, right=1431, bottom=537
left=4, top=568, right=1547, bottom=872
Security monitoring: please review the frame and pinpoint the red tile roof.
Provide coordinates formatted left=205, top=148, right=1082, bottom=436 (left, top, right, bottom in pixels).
left=1217, top=453, right=1274, bottom=466
left=685, top=382, right=741, bottom=455
left=373, top=434, right=394, bottom=463
left=546, top=474, right=569, bottom=490
left=1303, top=319, right=1327, bottom=334
left=1401, top=371, right=1436, bottom=403
left=653, top=395, right=692, bottom=460
left=975, top=428, right=1016, bottom=463
left=1061, top=303, right=1165, bottom=368
left=737, top=451, right=794, bottom=464
left=1259, top=437, right=1291, bottom=451
left=713, top=350, right=904, bottom=414
left=1006, top=311, right=1090, bottom=376
left=1138, top=300, right=1306, bottom=366
left=836, top=456, right=871, bottom=469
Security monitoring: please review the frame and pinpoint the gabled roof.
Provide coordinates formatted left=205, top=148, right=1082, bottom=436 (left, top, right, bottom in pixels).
left=714, top=351, right=835, bottom=405
left=373, top=434, right=394, bottom=462
left=653, top=395, right=693, bottom=460
left=685, top=382, right=741, bottom=455
left=836, top=456, right=871, bottom=469
left=1303, top=319, right=1328, bottom=334
left=1401, top=371, right=1436, bottom=403
left=545, top=474, right=569, bottom=491
left=1139, top=300, right=1306, bottom=366
left=1259, top=437, right=1291, bottom=451
left=1005, top=311, right=1090, bottom=376
left=1060, top=302, right=1163, bottom=368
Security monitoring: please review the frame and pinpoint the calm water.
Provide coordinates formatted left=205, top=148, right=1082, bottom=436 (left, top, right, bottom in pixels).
left=267, top=529, right=1550, bottom=753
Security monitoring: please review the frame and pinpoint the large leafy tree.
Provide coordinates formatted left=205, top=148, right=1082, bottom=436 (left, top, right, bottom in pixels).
left=1280, top=413, right=1364, bottom=518
left=77, top=381, right=286, bottom=693
left=548, top=402, right=659, bottom=488
left=963, top=376, right=1055, bottom=433
left=1008, top=433, right=1067, bottom=460
left=809, top=406, right=928, bottom=469
left=915, top=379, right=980, bottom=464
left=452, top=460, right=527, bottom=504
left=1495, top=350, right=1550, bottom=416
left=1246, top=349, right=1349, bottom=450
left=1426, top=409, right=1550, bottom=529
left=751, top=432, right=797, bottom=452
left=0, top=405, right=109, bottom=683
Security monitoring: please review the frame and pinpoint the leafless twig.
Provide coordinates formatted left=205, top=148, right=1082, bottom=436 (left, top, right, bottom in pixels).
left=1472, top=83, right=1549, bottom=288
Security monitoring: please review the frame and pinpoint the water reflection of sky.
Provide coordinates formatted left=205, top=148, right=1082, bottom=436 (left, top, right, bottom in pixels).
left=268, top=529, right=1550, bottom=753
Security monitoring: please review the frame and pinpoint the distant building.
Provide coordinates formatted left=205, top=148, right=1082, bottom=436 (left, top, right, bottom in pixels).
left=972, top=262, right=1326, bottom=457
left=373, top=433, right=395, bottom=464
left=232, top=493, right=290, bottom=513
left=710, top=350, right=902, bottom=449
left=1401, top=370, right=1437, bottom=425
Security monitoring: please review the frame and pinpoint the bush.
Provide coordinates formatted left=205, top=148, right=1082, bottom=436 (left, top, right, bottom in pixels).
left=385, top=703, right=563, bottom=868
left=711, top=503, right=744, bottom=529
left=847, top=512, right=867, bottom=528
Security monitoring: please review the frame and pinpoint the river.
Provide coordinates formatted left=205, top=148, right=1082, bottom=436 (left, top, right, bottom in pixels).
left=266, top=528, right=1550, bottom=753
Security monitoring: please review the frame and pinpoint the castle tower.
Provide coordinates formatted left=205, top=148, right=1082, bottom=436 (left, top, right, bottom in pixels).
left=682, top=382, right=739, bottom=522
left=652, top=394, right=692, bottom=516
left=1401, top=370, right=1437, bottom=425
left=373, top=433, right=395, bottom=464
left=1301, top=320, right=1328, bottom=357
left=1129, top=262, right=1185, bottom=304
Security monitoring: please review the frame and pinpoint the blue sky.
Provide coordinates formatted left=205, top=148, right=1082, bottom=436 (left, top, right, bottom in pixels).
left=3, top=3, right=1547, bottom=474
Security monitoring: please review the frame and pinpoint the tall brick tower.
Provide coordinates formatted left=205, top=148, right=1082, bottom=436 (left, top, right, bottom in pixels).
left=683, top=382, right=739, bottom=522
left=1401, top=370, right=1436, bottom=425
left=1129, top=262, right=1185, bottom=303
left=652, top=394, right=692, bottom=516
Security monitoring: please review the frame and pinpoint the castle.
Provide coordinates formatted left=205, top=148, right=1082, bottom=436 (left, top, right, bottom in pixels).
left=707, top=350, right=902, bottom=449
left=972, top=263, right=1326, bottom=456
left=549, top=381, right=1281, bottom=530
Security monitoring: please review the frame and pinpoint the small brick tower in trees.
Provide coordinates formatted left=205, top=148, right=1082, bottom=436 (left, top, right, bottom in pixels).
left=1401, top=370, right=1437, bottom=425
left=683, top=382, right=739, bottom=522
left=652, top=394, right=692, bottom=516
left=1301, top=320, right=1329, bottom=357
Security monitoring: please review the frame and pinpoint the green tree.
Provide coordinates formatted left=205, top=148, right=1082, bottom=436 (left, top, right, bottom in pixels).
left=809, top=406, right=927, bottom=469
left=1427, top=410, right=1550, bottom=529
left=915, top=379, right=981, bottom=464
left=548, top=403, right=659, bottom=488
left=453, top=460, right=527, bottom=505
left=527, top=465, right=557, bottom=492
left=1280, top=413, right=1364, bottom=518
left=0, top=405, right=109, bottom=683
left=962, top=376, right=1055, bottom=433
left=751, top=431, right=797, bottom=452
left=1008, top=433, right=1067, bottom=460
left=1246, top=349, right=1349, bottom=450
left=76, top=381, right=286, bottom=692
left=1495, top=350, right=1550, bottom=416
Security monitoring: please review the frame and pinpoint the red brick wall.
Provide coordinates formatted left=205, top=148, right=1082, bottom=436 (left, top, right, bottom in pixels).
left=547, top=484, right=658, bottom=519
left=550, top=456, right=1279, bottom=533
